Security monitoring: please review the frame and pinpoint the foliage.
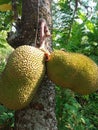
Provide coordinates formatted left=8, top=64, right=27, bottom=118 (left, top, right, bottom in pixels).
left=0, top=30, right=13, bottom=128
left=56, top=87, right=98, bottom=130
left=52, top=0, right=98, bottom=59
left=0, top=105, right=14, bottom=128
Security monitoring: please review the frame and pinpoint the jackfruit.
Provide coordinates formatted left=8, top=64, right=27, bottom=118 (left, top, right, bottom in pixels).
left=47, top=50, right=98, bottom=95
left=0, top=45, right=45, bottom=110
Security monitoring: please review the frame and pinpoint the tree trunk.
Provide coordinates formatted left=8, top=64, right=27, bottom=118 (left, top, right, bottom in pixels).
left=7, top=0, right=58, bottom=129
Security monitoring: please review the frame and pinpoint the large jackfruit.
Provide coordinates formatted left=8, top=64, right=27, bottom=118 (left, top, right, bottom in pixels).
left=47, top=50, right=98, bottom=95
left=0, top=45, right=45, bottom=110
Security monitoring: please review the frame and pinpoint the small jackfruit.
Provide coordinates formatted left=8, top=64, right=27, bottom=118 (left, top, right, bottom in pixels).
left=47, top=50, right=98, bottom=95
left=0, top=45, right=45, bottom=110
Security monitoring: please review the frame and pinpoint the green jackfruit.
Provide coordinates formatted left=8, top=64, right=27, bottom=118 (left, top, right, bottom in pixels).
left=47, top=50, right=98, bottom=95
left=0, top=45, right=45, bottom=110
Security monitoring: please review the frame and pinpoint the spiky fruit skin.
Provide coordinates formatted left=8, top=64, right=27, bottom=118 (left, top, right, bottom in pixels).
left=47, top=50, right=98, bottom=95
left=0, top=45, right=45, bottom=110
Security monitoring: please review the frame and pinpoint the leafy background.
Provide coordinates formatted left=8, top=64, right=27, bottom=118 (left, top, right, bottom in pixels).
left=0, top=0, right=98, bottom=129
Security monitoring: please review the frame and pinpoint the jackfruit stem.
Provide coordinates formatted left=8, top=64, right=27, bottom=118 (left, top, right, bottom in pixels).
left=38, top=18, right=51, bottom=61
left=39, top=42, right=51, bottom=61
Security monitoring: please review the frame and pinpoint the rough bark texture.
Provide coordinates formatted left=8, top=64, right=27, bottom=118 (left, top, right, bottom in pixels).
left=7, top=0, right=58, bottom=130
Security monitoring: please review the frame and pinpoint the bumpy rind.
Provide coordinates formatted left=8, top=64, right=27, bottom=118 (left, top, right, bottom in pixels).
left=0, top=45, right=45, bottom=110
left=47, top=50, right=98, bottom=95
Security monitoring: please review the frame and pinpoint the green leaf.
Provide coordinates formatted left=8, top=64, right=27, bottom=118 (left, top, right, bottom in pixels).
left=86, top=21, right=94, bottom=33
left=0, top=105, right=7, bottom=114
left=7, top=112, right=14, bottom=118
left=78, top=11, right=86, bottom=21
left=0, top=0, right=11, bottom=5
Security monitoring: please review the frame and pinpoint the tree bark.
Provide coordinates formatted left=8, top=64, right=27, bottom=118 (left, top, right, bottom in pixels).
left=7, top=0, right=58, bottom=129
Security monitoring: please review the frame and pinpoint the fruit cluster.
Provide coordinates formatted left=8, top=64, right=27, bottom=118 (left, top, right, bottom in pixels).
left=0, top=45, right=98, bottom=110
